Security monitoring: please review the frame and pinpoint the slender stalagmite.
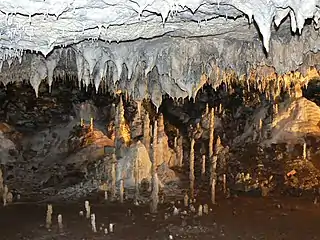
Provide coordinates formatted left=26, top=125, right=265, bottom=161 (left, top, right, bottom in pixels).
left=2, top=185, right=8, bottom=206
left=303, top=142, right=307, bottom=160
left=91, top=213, right=97, bottom=233
left=134, top=155, right=139, bottom=203
left=259, top=118, right=263, bottom=139
left=111, top=153, right=117, bottom=201
left=58, top=214, right=63, bottom=231
left=46, top=204, right=53, bottom=229
left=150, top=121, right=159, bottom=213
left=198, top=205, right=203, bottom=216
left=189, top=138, right=195, bottom=199
left=211, top=155, right=217, bottom=204
left=90, top=117, right=94, bottom=131
left=143, top=112, right=151, bottom=155
left=157, top=114, right=165, bottom=167
left=85, top=200, right=91, bottom=219
left=201, top=155, right=206, bottom=179
left=119, top=179, right=124, bottom=203
left=177, top=136, right=183, bottom=167
left=223, top=174, right=227, bottom=195
left=0, top=169, right=3, bottom=192
left=209, top=108, right=215, bottom=161
left=184, top=193, right=189, bottom=207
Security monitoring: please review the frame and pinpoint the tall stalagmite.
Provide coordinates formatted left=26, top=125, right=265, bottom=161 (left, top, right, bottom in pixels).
left=143, top=111, right=151, bottom=155
left=209, top=108, right=215, bottom=161
left=150, top=120, right=159, bottom=213
left=189, top=138, right=195, bottom=199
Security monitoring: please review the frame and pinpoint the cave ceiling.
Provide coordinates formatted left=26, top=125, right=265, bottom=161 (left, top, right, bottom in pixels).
left=0, top=1, right=320, bottom=106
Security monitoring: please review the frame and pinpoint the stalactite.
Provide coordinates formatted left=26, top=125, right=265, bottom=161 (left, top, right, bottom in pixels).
left=189, top=138, right=195, bottom=199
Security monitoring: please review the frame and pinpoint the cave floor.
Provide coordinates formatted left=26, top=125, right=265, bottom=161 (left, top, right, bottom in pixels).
left=0, top=195, right=319, bottom=240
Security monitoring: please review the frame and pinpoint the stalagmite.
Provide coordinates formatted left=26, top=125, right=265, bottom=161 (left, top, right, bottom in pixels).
left=201, top=155, right=206, bottom=179
left=157, top=114, right=169, bottom=167
left=223, top=174, right=227, bottom=195
left=2, top=185, right=8, bottom=206
left=150, top=173, right=159, bottom=214
left=80, top=118, right=84, bottom=127
left=90, top=117, right=94, bottom=131
left=85, top=200, right=91, bottom=219
left=259, top=118, right=263, bottom=139
left=119, top=179, right=124, bottom=203
left=6, top=192, right=13, bottom=204
left=274, top=103, right=279, bottom=115
left=109, top=223, right=114, bottom=233
left=189, top=138, right=195, bottom=199
left=303, top=142, right=307, bottom=160
left=211, top=177, right=216, bottom=205
left=111, top=154, right=116, bottom=201
left=58, top=214, right=63, bottom=231
left=177, top=136, right=183, bottom=167
left=46, top=204, right=53, bottom=229
left=134, top=155, right=139, bottom=203
left=203, top=204, right=209, bottom=215
left=143, top=112, right=151, bottom=155
left=184, top=193, right=189, bottom=207
left=152, top=120, right=158, bottom=169
left=210, top=155, right=217, bottom=204
left=209, top=108, right=215, bottom=160
left=198, top=205, right=203, bottom=216
left=91, top=214, right=97, bottom=233
left=0, top=169, right=3, bottom=194
left=150, top=121, right=159, bottom=213
left=104, top=190, right=108, bottom=200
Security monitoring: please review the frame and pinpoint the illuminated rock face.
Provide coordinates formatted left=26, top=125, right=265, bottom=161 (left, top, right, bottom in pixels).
left=0, top=1, right=320, bottom=104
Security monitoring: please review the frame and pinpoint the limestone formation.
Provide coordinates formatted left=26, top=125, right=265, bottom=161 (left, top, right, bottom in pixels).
left=150, top=121, right=159, bottom=214
left=189, top=138, right=195, bottom=199
left=85, top=200, right=91, bottom=219
left=46, top=204, right=53, bottom=229
left=58, top=214, right=63, bottom=231
left=119, top=179, right=124, bottom=203
left=209, top=108, right=215, bottom=160
left=116, top=141, right=152, bottom=188
left=143, top=112, right=151, bottom=155
left=91, top=214, right=97, bottom=233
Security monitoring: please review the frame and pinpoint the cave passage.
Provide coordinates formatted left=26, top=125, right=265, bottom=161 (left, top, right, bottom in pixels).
left=1, top=71, right=320, bottom=239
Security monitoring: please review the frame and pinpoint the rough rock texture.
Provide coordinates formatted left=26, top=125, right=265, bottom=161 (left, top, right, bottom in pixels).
left=116, top=141, right=152, bottom=188
left=267, top=97, right=320, bottom=145
left=1, top=1, right=320, bottom=106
